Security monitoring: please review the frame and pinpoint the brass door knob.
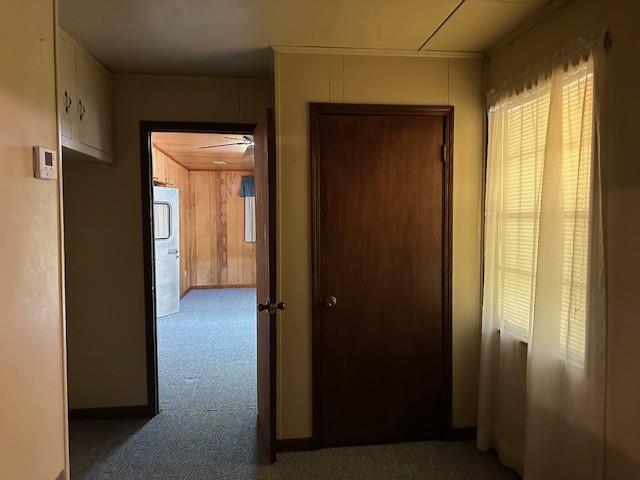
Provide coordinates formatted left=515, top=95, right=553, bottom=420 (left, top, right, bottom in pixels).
left=324, top=296, right=338, bottom=308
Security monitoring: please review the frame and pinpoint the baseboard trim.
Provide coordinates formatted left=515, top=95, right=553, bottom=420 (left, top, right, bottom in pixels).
left=276, top=437, right=317, bottom=452
left=447, top=427, right=477, bottom=441
left=69, top=405, right=154, bottom=420
left=276, top=429, right=477, bottom=451
left=191, top=284, right=257, bottom=290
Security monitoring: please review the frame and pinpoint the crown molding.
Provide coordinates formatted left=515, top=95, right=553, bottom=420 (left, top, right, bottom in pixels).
left=271, top=45, right=484, bottom=60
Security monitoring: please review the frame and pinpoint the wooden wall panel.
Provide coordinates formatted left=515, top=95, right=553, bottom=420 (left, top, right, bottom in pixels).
left=189, top=170, right=256, bottom=288
left=152, top=145, right=191, bottom=295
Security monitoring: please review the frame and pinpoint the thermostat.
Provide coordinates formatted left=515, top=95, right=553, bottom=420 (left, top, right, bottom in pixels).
left=33, top=146, right=57, bottom=180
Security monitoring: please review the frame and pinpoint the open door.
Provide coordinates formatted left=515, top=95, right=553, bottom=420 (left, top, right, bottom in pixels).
left=153, top=186, right=180, bottom=318
left=254, top=110, right=280, bottom=463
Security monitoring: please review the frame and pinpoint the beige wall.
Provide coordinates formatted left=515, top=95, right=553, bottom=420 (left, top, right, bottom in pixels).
left=487, top=0, right=640, bottom=477
left=65, top=75, right=272, bottom=409
left=274, top=52, right=485, bottom=439
left=0, top=0, right=68, bottom=478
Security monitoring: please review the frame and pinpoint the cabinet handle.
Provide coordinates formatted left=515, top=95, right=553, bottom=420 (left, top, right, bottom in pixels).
left=78, top=99, right=86, bottom=121
left=64, top=90, right=72, bottom=113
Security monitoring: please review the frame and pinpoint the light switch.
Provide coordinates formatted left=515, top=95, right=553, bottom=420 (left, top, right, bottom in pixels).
left=33, top=146, right=57, bottom=180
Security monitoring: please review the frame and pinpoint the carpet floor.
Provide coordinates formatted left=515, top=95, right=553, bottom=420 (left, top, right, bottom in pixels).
left=69, top=288, right=518, bottom=480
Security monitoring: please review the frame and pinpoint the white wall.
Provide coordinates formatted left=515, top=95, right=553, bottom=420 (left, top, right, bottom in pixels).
left=0, top=0, right=68, bottom=478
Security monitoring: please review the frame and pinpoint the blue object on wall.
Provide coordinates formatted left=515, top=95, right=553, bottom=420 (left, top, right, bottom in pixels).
left=239, top=175, right=255, bottom=197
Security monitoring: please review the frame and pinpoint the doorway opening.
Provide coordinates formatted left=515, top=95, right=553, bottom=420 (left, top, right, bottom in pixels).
left=151, top=129, right=257, bottom=405
left=140, top=119, right=277, bottom=463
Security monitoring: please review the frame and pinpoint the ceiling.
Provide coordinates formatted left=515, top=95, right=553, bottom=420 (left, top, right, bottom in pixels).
left=153, top=132, right=255, bottom=171
left=59, top=0, right=549, bottom=78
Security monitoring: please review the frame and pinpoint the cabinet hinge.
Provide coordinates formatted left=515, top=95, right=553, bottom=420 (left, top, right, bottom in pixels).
left=441, top=144, right=447, bottom=162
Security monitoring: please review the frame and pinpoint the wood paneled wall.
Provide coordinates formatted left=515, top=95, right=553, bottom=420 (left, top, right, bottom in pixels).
left=152, top=145, right=255, bottom=292
left=189, top=171, right=256, bottom=288
left=152, top=145, right=192, bottom=295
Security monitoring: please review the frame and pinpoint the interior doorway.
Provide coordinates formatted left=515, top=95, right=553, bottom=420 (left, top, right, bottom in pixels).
left=140, top=118, right=278, bottom=462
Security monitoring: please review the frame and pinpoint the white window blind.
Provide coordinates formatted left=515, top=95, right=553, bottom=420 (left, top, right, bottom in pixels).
left=489, top=65, right=594, bottom=364
left=559, top=70, right=594, bottom=364
left=244, top=196, right=256, bottom=243
left=497, top=89, right=550, bottom=340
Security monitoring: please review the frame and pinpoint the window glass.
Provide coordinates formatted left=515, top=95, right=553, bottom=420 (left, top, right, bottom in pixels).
left=154, top=202, right=171, bottom=240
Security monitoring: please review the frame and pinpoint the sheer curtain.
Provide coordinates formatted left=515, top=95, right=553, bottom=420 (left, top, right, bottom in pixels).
left=478, top=49, right=606, bottom=479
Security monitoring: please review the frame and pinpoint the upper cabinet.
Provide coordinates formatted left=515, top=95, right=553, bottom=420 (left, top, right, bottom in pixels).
left=58, top=30, right=114, bottom=163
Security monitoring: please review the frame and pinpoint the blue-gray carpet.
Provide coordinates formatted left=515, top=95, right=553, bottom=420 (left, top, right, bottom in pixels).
left=157, top=288, right=257, bottom=413
left=69, top=289, right=518, bottom=480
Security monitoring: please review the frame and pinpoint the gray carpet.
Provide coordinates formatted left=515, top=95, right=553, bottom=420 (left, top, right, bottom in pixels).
left=157, top=288, right=257, bottom=413
left=69, top=288, right=518, bottom=480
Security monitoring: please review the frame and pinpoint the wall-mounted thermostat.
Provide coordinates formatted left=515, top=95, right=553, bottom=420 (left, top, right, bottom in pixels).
left=33, top=146, right=57, bottom=180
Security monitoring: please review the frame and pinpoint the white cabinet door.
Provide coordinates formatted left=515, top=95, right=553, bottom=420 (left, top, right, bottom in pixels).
left=76, top=50, right=113, bottom=155
left=154, top=187, right=180, bottom=318
left=58, top=34, right=76, bottom=140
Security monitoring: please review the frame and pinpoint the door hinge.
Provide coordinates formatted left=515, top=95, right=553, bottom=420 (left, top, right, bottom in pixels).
left=257, top=302, right=286, bottom=314
left=441, top=144, right=447, bottom=162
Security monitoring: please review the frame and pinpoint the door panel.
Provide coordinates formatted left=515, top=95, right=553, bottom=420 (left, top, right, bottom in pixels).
left=255, top=111, right=277, bottom=463
left=154, top=186, right=180, bottom=318
left=77, top=50, right=113, bottom=154
left=311, top=104, right=452, bottom=447
left=58, top=34, right=76, bottom=140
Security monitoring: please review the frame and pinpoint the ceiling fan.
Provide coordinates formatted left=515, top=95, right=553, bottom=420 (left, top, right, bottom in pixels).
left=198, top=135, right=254, bottom=156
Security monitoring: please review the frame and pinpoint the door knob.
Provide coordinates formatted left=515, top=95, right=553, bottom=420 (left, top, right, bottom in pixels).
left=324, top=296, right=338, bottom=308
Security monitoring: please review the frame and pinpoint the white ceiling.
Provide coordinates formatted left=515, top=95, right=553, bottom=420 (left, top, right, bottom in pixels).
left=59, top=0, right=549, bottom=78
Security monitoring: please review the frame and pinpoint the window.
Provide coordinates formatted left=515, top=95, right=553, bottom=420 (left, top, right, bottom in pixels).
left=488, top=62, right=594, bottom=363
left=496, top=88, right=550, bottom=341
left=244, top=196, right=256, bottom=243
left=154, top=202, right=171, bottom=240
left=558, top=70, right=594, bottom=364
left=240, top=175, right=256, bottom=243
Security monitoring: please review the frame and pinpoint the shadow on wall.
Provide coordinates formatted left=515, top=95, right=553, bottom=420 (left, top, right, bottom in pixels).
left=519, top=403, right=640, bottom=479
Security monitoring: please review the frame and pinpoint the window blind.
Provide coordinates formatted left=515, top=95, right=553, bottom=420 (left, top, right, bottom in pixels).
left=154, top=202, right=171, bottom=240
left=559, top=71, right=594, bottom=364
left=496, top=89, right=550, bottom=341
left=490, top=67, right=594, bottom=364
left=244, top=196, right=256, bottom=243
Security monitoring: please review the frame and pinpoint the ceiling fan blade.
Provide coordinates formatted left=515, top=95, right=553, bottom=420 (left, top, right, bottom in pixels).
left=198, top=142, right=246, bottom=149
left=226, top=135, right=253, bottom=144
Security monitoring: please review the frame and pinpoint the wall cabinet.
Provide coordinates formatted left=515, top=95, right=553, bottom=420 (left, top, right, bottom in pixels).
left=58, top=30, right=114, bottom=163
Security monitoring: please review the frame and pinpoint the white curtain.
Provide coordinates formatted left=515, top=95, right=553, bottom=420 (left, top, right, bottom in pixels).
left=478, top=50, right=606, bottom=479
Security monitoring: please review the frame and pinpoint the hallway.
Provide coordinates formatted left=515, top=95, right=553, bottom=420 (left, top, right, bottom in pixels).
left=69, top=289, right=517, bottom=480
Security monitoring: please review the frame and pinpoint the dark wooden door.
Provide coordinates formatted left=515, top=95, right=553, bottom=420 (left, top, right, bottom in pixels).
left=311, top=103, right=453, bottom=447
left=254, top=110, right=277, bottom=462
